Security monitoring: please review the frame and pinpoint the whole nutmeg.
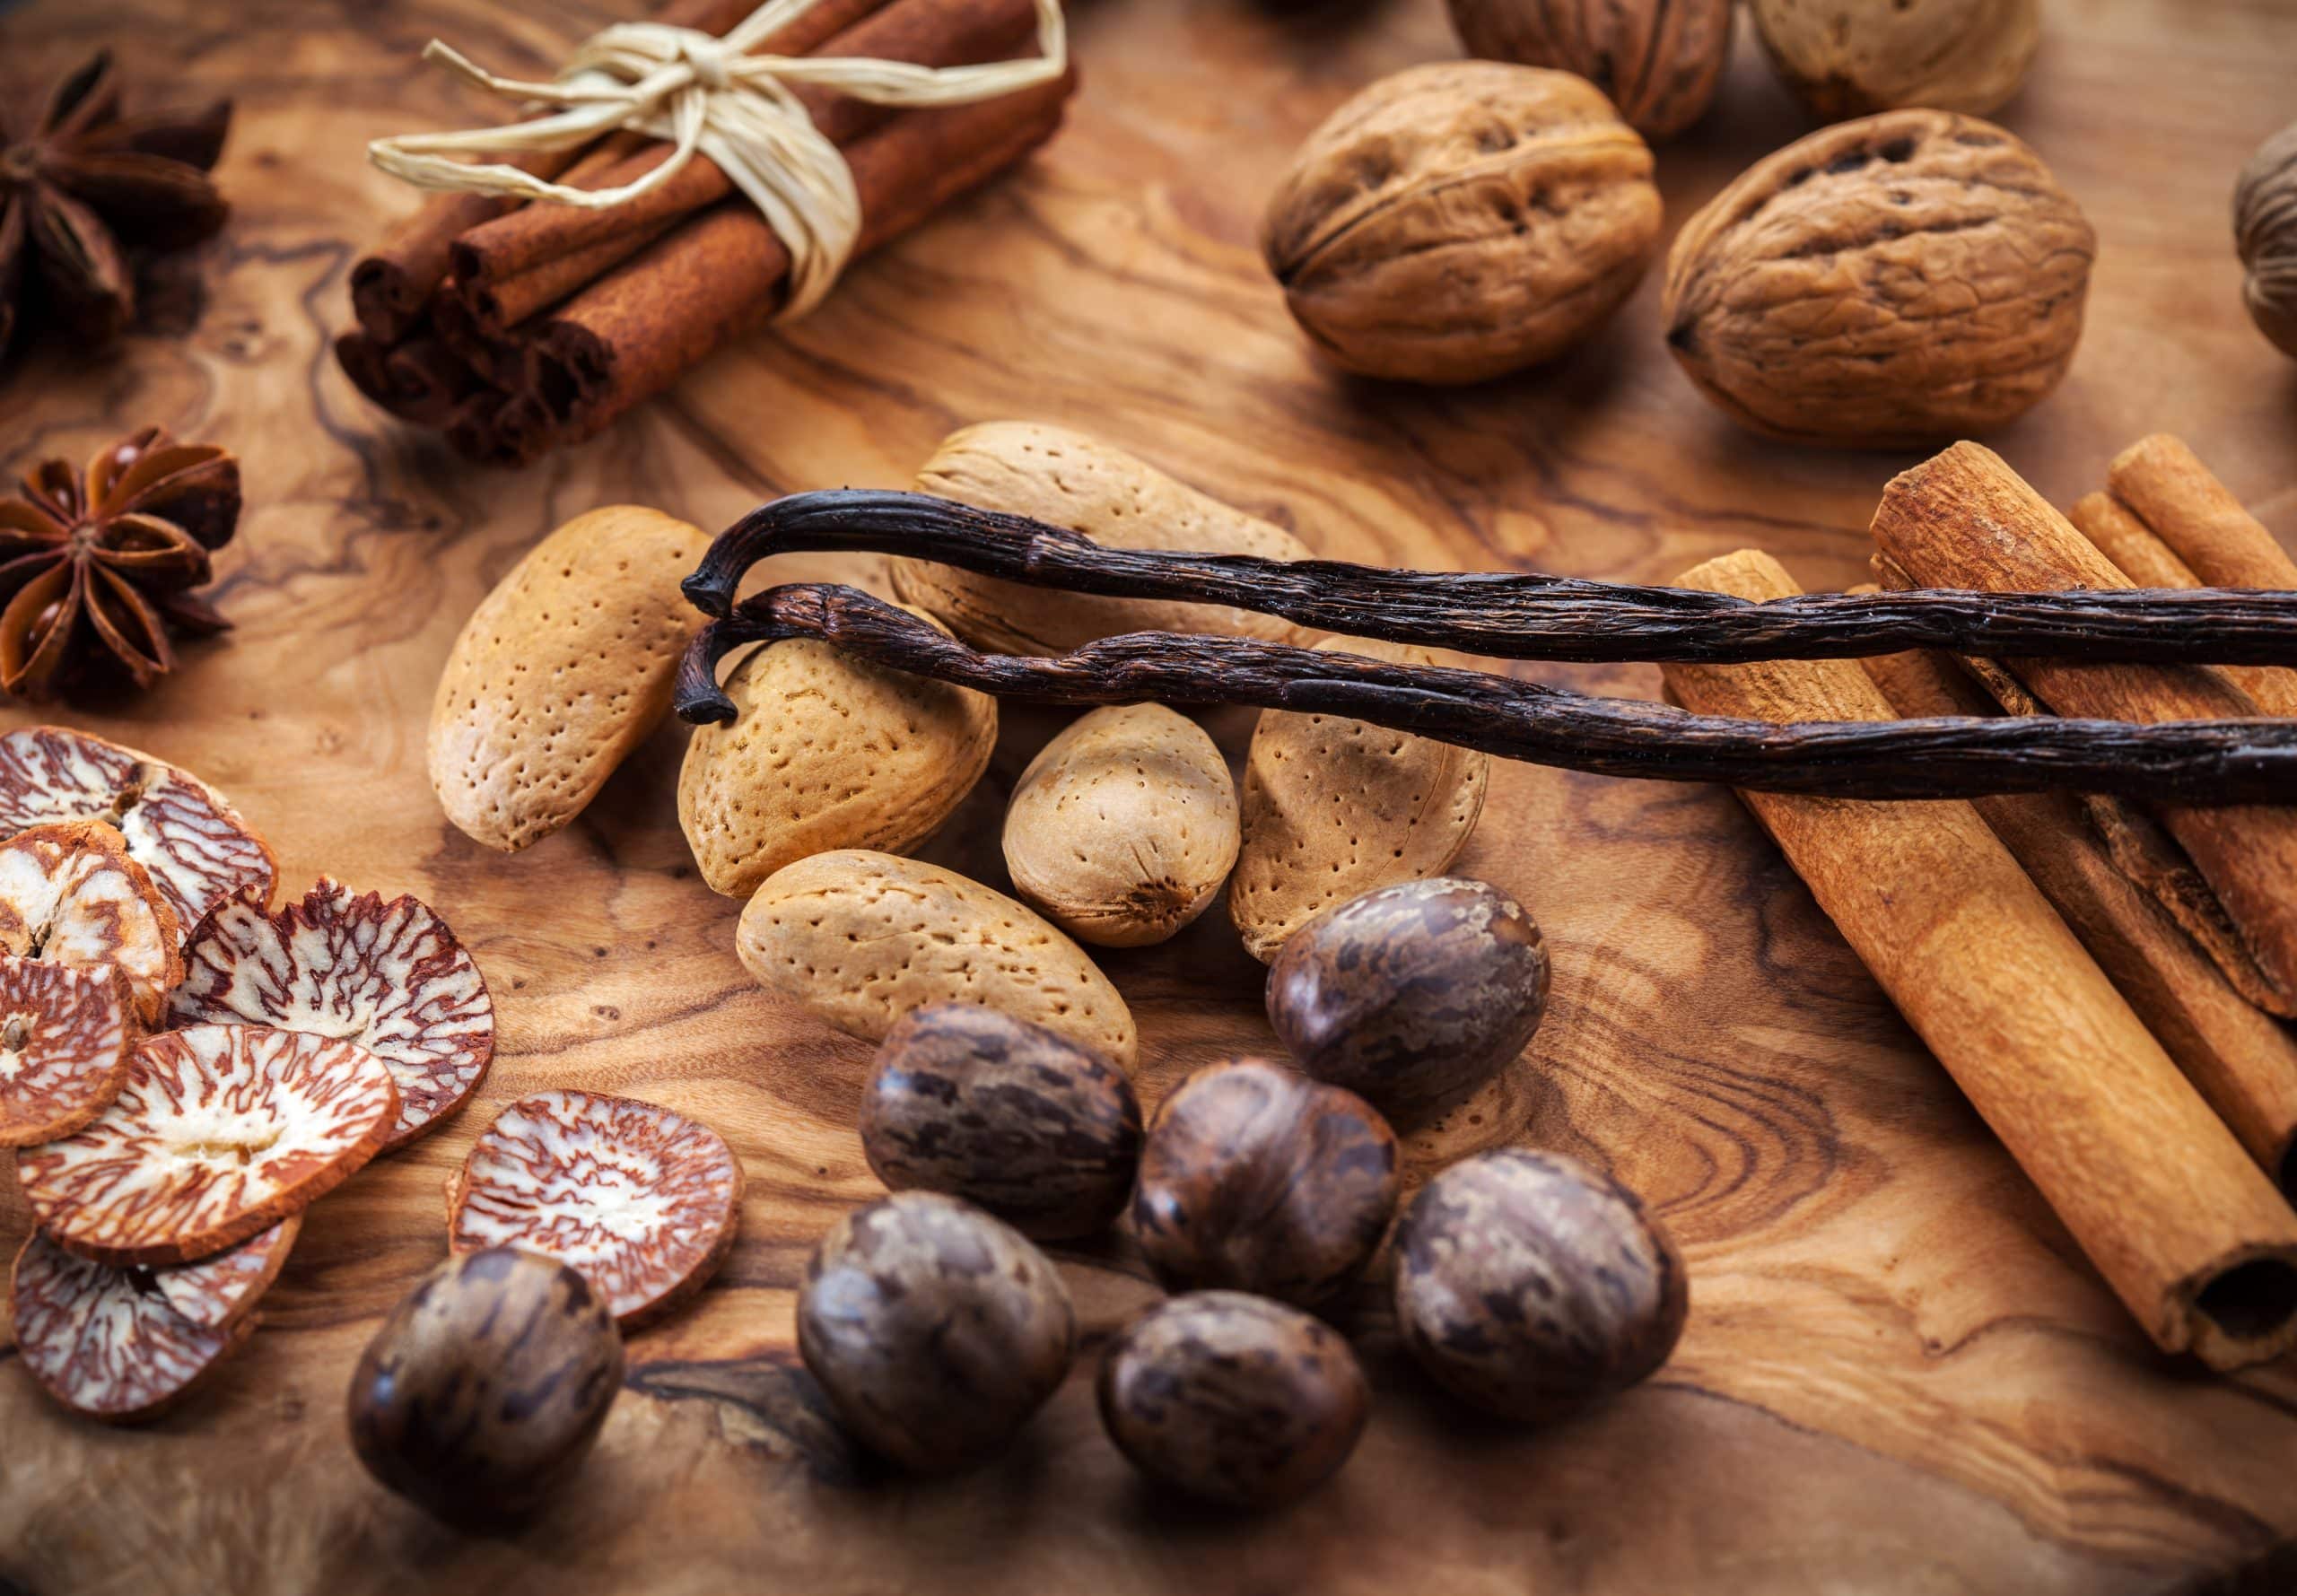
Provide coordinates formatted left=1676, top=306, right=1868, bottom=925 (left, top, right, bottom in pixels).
left=860, top=1003, right=1142, bottom=1240
left=1098, top=1292, right=1370, bottom=1508
left=1268, top=876, right=1549, bottom=1125
left=347, top=1248, right=624, bottom=1527
left=1443, top=0, right=1734, bottom=141
left=1393, top=1148, right=1685, bottom=1424
left=2235, top=122, right=2297, bottom=360
left=1131, top=1058, right=1400, bottom=1309
left=1262, top=62, right=1662, bottom=385
left=1664, top=110, right=2095, bottom=447
left=798, top=1191, right=1076, bottom=1472
left=1750, top=0, right=2039, bottom=122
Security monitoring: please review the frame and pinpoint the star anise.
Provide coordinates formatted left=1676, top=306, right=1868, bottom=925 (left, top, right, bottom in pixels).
left=0, top=427, right=240, bottom=700
left=0, top=51, right=231, bottom=363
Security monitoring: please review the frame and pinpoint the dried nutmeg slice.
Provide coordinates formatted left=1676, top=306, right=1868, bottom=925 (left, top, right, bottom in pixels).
left=0, top=725, right=275, bottom=939
left=0, top=954, right=137, bottom=1146
left=448, top=1088, right=744, bottom=1327
left=170, top=878, right=494, bottom=1151
left=17, top=1025, right=399, bottom=1267
left=0, top=820, right=181, bottom=1024
left=9, top=1225, right=291, bottom=1423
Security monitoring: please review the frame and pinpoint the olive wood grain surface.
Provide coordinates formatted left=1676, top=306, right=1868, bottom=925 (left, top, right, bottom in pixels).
left=2, top=1, right=2295, bottom=1592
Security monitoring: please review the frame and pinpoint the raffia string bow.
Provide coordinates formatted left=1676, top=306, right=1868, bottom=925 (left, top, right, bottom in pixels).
left=366, top=0, right=1067, bottom=317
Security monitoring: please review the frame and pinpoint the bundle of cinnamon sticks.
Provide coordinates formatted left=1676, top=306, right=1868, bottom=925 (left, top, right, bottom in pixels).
left=1664, top=436, right=2297, bottom=1373
left=336, top=0, right=1075, bottom=467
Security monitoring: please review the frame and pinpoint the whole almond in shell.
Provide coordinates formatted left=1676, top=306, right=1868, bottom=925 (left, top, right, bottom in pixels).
left=892, top=422, right=1314, bottom=655
left=430, top=505, right=712, bottom=853
left=1003, top=703, right=1239, bottom=947
left=1230, top=637, right=1490, bottom=963
left=678, top=606, right=998, bottom=898
left=738, top=850, right=1137, bottom=1068
left=1662, top=110, right=2094, bottom=447
left=1262, top=63, right=1662, bottom=384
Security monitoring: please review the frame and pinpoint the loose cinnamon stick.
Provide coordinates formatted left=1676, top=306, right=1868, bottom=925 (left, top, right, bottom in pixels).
left=1663, top=548, right=2297, bottom=1370
left=1871, top=442, right=2297, bottom=1016
left=451, top=0, right=1039, bottom=292
left=2109, top=433, right=2297, bottom=592
left=520, top=71, right=1074, bottom=458
left=1863, top=642, right=2297, bottom=1194
left=2069, top=490, right=2297, bottom=717
left=346, top=0, right=859, bottom=344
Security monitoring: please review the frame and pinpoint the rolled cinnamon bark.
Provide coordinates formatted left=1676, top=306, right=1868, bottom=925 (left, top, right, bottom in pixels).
left=2068, top=489, right=2297, bottom=718
left=510, top=69, right=1074, bottom=460
left=450, top=0, right=1041, bottom=292
left=347, top=0, right=882, bottom=344
left=1862, top=642, right=2297, bottom=1195
left=334, top=330, right=481, bottom=425
left=1871, top=442, right=2297, bottom=1017
left=2109, top=433, right=2297, bottom=592
left=1663, top=549, right=2297, bottom=1370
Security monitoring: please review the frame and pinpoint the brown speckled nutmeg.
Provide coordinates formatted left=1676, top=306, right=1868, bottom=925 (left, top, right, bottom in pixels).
left=1131, top=1058, right=1400, bottom=1309
left=347, top=1248, right=624, bottom=1528
left=798, top=1191, right=1076, bottom=1473
left=860, top=1003, right=1143, bottom=1240
left=1267, top=876, right=1550, bottom=1125
left=1098, top=1291, right=1370, bottom=1508
left=1662, top=109, right=2094, bottom=448
left=1393, top=1148, right=1686, bottom=1424
left=1262, top=62, right=1662, bottom=385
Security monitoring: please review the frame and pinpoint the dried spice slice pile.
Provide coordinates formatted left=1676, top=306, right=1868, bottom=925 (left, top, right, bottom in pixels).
left=0, top=725, right=275, bottom=940
left=0, top=821, right=180, bottom=1023
left=9, top=1220, right=296, bottom=1423
left=17, top=1024, right=398, bottom=1266
left=449, top=1088, right=744, bottom=1327
left=0, top=955, right=135, bottom=1146
left=170, top=878, right=494, bottom=1151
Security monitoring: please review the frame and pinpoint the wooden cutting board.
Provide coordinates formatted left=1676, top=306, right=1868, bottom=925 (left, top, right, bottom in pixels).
left=3, top=0, right=2294, bottom=1591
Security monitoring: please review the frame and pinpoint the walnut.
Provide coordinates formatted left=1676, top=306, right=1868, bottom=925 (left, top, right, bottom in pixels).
left=2236, top=121, right=2297, bottom=360
left=1661, top=109, right=2094, bottom=448
left=1750, top=0, right=2040, bottom=121
left=1442, top=0, right=1734, bottom=141
left=1262, top=63, right=1662, bottom=385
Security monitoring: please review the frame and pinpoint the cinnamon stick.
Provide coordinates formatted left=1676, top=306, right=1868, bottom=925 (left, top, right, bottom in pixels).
left=333, top=330, right=481, bottom=426
left=1871, top=442, right=2297, bottom=1016
left=2109, top=433, right=2297, bottom=592
left=517, top=70, right=1074, bottom=458
left=2068, top=489, right=2297, bottom=718
left=1663, top=548, right=2297, bottom=1370
left=1863, top=641, right=2297, bottom=1195
left=345, top=0, right=860, bottom=344
left=451, top=0, right=1039, bottom=292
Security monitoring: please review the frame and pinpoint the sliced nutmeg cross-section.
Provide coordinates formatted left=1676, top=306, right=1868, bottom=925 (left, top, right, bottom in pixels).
left=9, top=1219, right=299, bottom=1423
left=0, top=954, right=137, bottom=1146
left=0, top=820, right=181, bottom=1024
left=449, top=1088, right=744, bottom=1327
left=170, top=878, right=494, bottom=1151
left=17, top=1025, right=399, bottom=1267
left=0, top=726, right=275, bottom=939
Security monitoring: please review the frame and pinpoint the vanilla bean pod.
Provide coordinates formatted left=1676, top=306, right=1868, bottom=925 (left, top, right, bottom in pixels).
left=674, top=585, right=2297, bottom=803
left=680, top=491, right=2297, bottom=667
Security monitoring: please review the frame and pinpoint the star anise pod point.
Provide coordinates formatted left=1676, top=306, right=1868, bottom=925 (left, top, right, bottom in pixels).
left=0, top=426, right=240, bottom=700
